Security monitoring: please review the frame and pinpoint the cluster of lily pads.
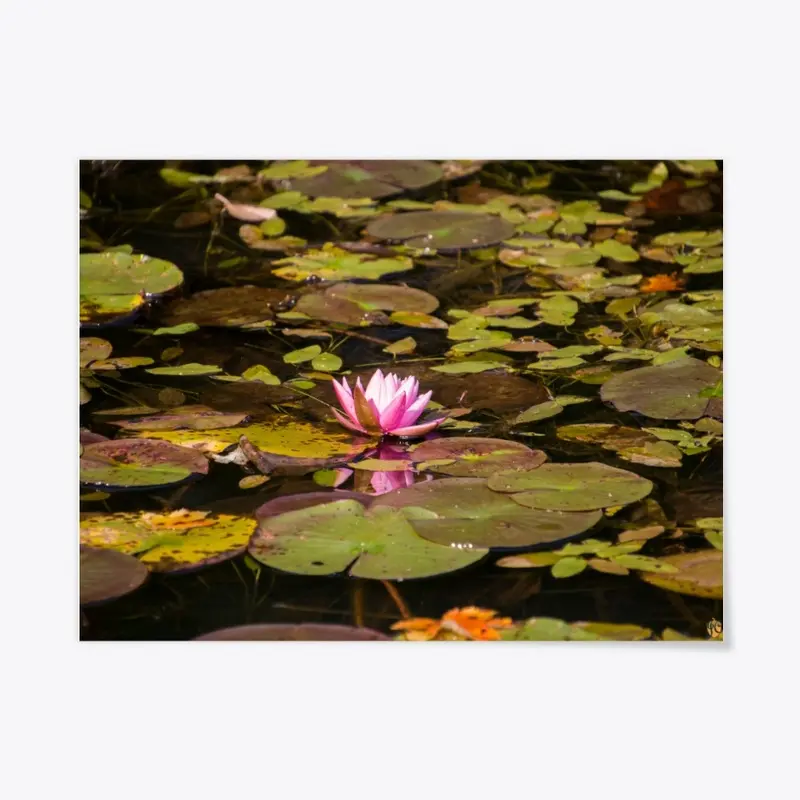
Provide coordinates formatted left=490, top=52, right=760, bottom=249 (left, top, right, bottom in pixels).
left=80, top=158, right=722, bottom=639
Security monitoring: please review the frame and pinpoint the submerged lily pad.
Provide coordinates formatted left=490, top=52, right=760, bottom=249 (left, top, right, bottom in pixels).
left=372, top=478, right=602, bottom=549
left=249, top=499, right=486, bottom=579
left=160, top=286, right=293, bottom=328
left=366, top=211, right=516, bottom=250
left=325, top=282, right=439, bottom=314
left=80, top=546, right=149, bottom=606
left=409, top=437, right=547, bottom=477
left=195, top=623, right=389, bottom=641
left=80, top=438, right=209, bottom=490
left=639, top=549, right=722, bottom=598
left=285, top=160, right=443, bottom=199
left=600, top=358, right=721, bottom=420
left=80, top=510, right=256, bottom=573
left=80, top=251, right=184, bottom=325
left=488, top=462, right=653, bottom=511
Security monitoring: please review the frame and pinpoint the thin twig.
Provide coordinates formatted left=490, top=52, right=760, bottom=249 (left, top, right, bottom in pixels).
left=381, top=580, right=411, bottom=619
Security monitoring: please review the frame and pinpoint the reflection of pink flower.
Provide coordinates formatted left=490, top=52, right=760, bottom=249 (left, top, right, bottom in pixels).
left=332, top=369, right=446, bottom=438
left=366, top=441, right=433, bottom=496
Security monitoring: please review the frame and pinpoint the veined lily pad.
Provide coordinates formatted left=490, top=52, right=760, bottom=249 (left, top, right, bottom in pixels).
left=409, top=437, right=547, bottom=477
left=80, top=251, right=184, bottom=325
left=80, top=510, right=256, bottom=573
left=600, top=358, right=721, bottom=420
left=366, top=211, right=516, bottom=250
left=195, top=623, right=390, bottom=641
left=488, top=462, right=653, bottom=511
left=639, top=549, right=722, bottom=598
left=249, top=499, right=486, bottom=579
left=372, top=477, right=602, bottom=549
left=325, top=282, right=439, bottom=314
left=80, top=546, right=149, bottom=606
left=160, top=286, right=293, bottom=327
left=284, top=160, right=443, bottom=199
left=80, top=438, right=209, bottom=490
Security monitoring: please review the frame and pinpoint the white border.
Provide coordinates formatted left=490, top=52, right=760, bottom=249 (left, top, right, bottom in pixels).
left=3, top=1, right=798, bottom=797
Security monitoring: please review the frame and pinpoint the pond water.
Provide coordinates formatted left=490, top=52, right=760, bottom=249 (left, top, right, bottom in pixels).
left=79, top=160, right=723, bottom=642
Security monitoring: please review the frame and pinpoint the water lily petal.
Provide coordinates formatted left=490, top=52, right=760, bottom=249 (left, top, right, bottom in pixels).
left=378, top=390, right=409, bottom=432
left=332, top=408, right=369, bottom=434
left=396, top=390, right=432, bottom=428
left=332, top=378, right=357, bottom=422
left=388, top=417, right=447, bottom=438
left=365, top=369, right=385, bottom=405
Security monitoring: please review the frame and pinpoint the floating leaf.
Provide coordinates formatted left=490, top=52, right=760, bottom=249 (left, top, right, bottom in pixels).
left=145, top=363, right=222, bottom=376
left=430, top=361, right=507, bottom=374
left=80, top=546, right=149, bottom=606
left=384, top=336, right=417, bottom=356
left=80, top=511, right=256, bottom=573
left=80, top=337, right=113, bottom=367
left=311, top=353, right=343, bottom=372
left=241, top=365, right=281, bottom=386
left=372, top=477, right=602, bottom=549
left=273, top=247, right=413, bottom=282
left=249, top=499, right=486, bottom=579
left=80, top=438, right=209, bottom=490
left=594, top=239, right=640, bottom=262
left=107, top=406, right=248, bottom=432
left=389, top=311, right=448, bottom=329
left=284, top=345, right=322, bottom=364
left=160, top=285, right=292, bottom=328
left=196, top=623, right=389, bottom=641
left=557, top=423, right=683, bottom=468
left=366, top=211, right=516, bottom=250
left=149, top=322, right=201, bottom=336
left=488, top=462, right=653, bottom=511
left=639, top=550, right=722, bottom=598
left=409, top=437, right=546, bottom=477
left=89, top=357, right=155, bottom=370
left=325, top=283, right=439, bottom=314
left=600, top=358, right=720, bottom=420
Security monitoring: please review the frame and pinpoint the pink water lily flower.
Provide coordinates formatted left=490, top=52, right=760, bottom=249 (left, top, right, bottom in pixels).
left=331, top=369, right=446, bottom=438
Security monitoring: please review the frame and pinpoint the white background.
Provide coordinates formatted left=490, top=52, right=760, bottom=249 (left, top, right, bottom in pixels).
left=1, top=1, right=798, bottom=798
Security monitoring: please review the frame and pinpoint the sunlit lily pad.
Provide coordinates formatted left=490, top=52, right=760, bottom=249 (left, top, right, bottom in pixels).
left=366, top=211, right=516, bottom=250
left=249, top=499, right=486, bottom=579
left=372, top=478, right=602, bottom=549
left=256, top=491, right=373, bottom=520
left=80, top=545, right=149, bottom=606
left=80, top=251, right=184, bottom=325
left=195, top=623, right=389, bottom=641
left=488, top=462, right=653, bottom=511
left=160, top=285, right=293, bottom=327
left=80, top=510, right=256, bottom=573
left=80, top=438, right=209, bottom=490
left=503, top=618, right=652, bottom=641
left=639, top=549, right=722, bottom=598
left=557, top=423, right=683, bottom=468
left=409, top=437, right=546, bottom=477
left=80, top=337, right=113, bottom=367
left=600, top=358, right=721, bottom=420
left=284, top=160, right=443, bottom=199
left=106, top=405, right=249, bottom=431
left=325, top=283, right=439, bottom=314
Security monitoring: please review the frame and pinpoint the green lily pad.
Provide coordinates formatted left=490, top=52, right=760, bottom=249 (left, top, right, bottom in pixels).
left=90, top=357, right=155, bottom=371
left=160, top=286, right=293, bottom=328
left=80, top=546, right=149, bottom=606
left=325, top=282, right=439, bottom=314
left=294, top=293, right=387, bottom=326
left=145, top=363, right=222, bottom=376
left=372, top=477, right=602, bottom=549
left=80, top=438, right=209, bottom=490
left=195, top=623, right=390, bottom=641
left=80, top=337, right=113, bottom=367
left=285, top=160, right=443, bottom=199
left=255, top=491, right=373, bottom=520
left=106, top=405, right=249, bottom=432
left=557, top=423, right=683, bottom=468
left=273, top=248, right=414, bottom=282
left=501, top=617, right=649, bottom=641
left=639, top=549, right=722, bottom=598
left=430, top=361, right=508, bottom=374
left=389, top=311, right=449, bottom=329
left=80, top=251, right=184, bottom=325
left=80, top=510, right=256, bottom=573
left=488, top=462, right=653, bottom=511
left=409, top=437, right=547, bottom=477
left=600, top=358, right=721, bottom=420
left=249, top=499, right=486, bottom=579
left=366, top=211, right=516, bottom=250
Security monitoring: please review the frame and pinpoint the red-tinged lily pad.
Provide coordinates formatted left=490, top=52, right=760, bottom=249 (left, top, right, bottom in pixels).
left=80, top=510, right=256, bottom=573
left=249, top=499, right=487, bottom=579
left=366, top=211, right=516, bottom=250
left=409, top=437, right=547, bottom=477
left=372, top=477, right=602, bottom=549
left=106, top=405, right=249, bottom=432
left=294, top=292, right=389, bottom=326
left=80, top=438, right=209, bottom=490
left=285, top=160, right=443, bottom=199
left=160, top=285, right=295, bottom=328
left=600, top=357, right=721, bottom=420
left=195, top=623, right=390, bottom=641
left=639, top=549, right=722, bottom=598
left=80, top=545, right=149, bottom=606
left=325, top=282, right=439, bottom=314
left=488, top=462, right=653, bottom=512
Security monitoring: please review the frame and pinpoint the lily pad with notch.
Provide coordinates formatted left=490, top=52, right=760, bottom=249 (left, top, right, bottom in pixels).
left=80, top=438, right=209, bottom=490
left=488, top=462, right=653, bottom=511
left=372, top=477, right=602, bottom=549
left=249, top=499, right=486, bottom=579
left=366, top=211, right=516, bottom=251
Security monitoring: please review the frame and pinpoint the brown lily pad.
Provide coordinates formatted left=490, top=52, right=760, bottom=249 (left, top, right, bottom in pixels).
left=160, top=285, right=296, bottom=328
left=80, top=545, right=149, bottom=606
left=639, top=549, right=722, bottom=598
left=195, top=623, right=390, bottom=641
